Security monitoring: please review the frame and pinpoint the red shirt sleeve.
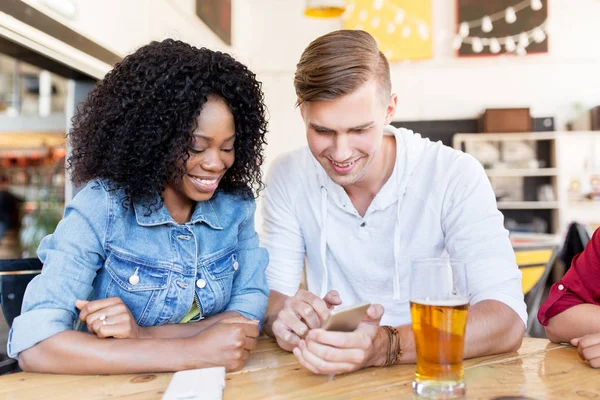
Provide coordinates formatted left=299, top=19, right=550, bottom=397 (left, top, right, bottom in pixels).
left=538, top=227, right=600, bottom=326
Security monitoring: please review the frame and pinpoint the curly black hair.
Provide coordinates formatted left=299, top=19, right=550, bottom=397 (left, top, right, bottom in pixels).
left=68, top=39, right=268, bottom=212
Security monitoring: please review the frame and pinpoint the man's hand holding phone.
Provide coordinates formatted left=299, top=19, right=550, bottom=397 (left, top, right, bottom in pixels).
left=293, top=303, right=385, bottom=375
left=272, top=289, right=342, bottom=351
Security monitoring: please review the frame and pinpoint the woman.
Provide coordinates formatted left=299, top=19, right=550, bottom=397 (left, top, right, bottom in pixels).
left=7, top=39, right=269, bottom=374
left=539, top=227, right=600, bottom=368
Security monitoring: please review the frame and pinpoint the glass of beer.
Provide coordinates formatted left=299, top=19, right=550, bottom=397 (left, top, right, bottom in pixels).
left=410, top=258, right=469, bottom=399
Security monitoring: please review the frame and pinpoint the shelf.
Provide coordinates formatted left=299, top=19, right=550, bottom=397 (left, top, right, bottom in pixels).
left=2, top=165, right=57, bottom=170
left=454, top=132, right=557, bottom=143
left=0, top=114, right=66, bottom=133
left=567, top=199, right=600, bottom=207
left=485, top=168, right=558, bottom=177
left=497, top=201, right=560, bottom=210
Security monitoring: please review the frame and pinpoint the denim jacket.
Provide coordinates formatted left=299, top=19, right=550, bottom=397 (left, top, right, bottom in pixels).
left=8, top=180, right=269, bottom=358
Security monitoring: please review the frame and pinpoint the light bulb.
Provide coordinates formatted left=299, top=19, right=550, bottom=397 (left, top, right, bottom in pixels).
left=519, top=32, right=530, bottom=48
left=472, top=37, right=483, bottom=53
left=531, top=0, right=543, bottom=11
left=505, top=7, right=517, bottom=24
left=402, top=26, right=411, bottom=38
left=490, top=38, right=501, bottom=53
left=482, top=16, right=493, bottom=33
left=505, top=36, right=516, bottom=52
left=359, top=9, right=368, bottom=21
left=459, top=22, right=469, bottom=37
left=516, top=46, right=527, bottom=56
left=532, top=27, right=546, bottom=43
left=394, top=9, right=405, bottom=24
left=341, top=2, right=355, bottom=19
left=417, top=21, right=429, bottom=40
left=387, top=22, right=396, bottom=34
left=452, top=36, right=463, bottom=50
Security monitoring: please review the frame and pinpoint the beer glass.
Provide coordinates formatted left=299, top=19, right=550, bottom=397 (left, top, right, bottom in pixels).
left=410, top=258, right=469, bottom=399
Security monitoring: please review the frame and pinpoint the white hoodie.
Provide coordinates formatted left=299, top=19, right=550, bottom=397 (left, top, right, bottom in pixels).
left=262, top=126, right=527, bottom=327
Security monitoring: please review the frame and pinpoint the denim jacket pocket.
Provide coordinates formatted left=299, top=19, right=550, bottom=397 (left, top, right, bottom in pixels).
left=205, top=248, right=237, bottom=281
left=104, top=251, right=170, bottom=326
left=201, top=248, right=236, bottom=313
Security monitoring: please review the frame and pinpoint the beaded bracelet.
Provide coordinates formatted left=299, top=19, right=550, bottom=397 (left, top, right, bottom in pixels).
left=381, top=325, right=402, bottom=367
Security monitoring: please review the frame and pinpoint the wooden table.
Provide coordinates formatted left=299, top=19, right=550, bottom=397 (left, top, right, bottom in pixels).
left=0, top=338, right=598, bottom=399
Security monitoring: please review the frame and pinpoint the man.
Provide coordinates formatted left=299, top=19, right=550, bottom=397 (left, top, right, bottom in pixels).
left=539, top=227, right=600, bottom=368
left=262, top=30, right=526, bottom=374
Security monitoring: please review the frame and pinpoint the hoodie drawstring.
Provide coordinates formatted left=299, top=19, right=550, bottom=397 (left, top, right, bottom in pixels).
left=319, top=187, right=329, bottom=298
left=392, top=130, right=410, bottom=301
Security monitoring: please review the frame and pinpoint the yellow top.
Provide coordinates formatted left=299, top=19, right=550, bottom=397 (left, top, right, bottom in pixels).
left=179, top=301, right=201, bottom=324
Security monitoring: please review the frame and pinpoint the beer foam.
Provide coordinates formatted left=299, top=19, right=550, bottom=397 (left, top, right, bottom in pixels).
left=410, top=297, right=469, bottom=306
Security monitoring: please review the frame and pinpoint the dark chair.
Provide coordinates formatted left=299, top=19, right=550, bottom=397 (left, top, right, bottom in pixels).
left=0, top=258, right=42, bottom=375
left=522, top=247, right=558, bottom=336
left=560, top=222, right=591, bottom=273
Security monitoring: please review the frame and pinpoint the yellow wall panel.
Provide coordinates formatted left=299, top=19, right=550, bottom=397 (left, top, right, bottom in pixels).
left=343, top=0, right=433, bottom=61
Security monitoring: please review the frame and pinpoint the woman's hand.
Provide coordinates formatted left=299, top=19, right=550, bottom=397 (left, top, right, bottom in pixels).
left=185, top=316, right=260, bottom=372
left=76, top=298, right=142, bottom=339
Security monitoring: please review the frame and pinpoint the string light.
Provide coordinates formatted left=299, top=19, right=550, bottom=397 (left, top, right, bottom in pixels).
left=454, top=0, right=546, bottom=55
left=459, top=22, right=470, bottom=37
left=531, top=0, right=543, bottom=11
left=371, top=16, right=381, bottom=28
left=456, top=21, right=547, bottom=55
left=505, top=36, right=516, bottom=52
left=489, top=38, right=501, bottom=53
left=472, top=37, right=484, bottom=53
left=532, top=27, right=546, bottom=43
left=358, top=9, right=368, bottom=21
left=394, top=9, right=405, bottom=24
left=417, top=21, right=430, bottom=40
left=452, top=36, right=463, bottom=50
left=458, top=0, right=543, bottom=31
left=505, top=7, right=517, bottom=24
left=340, top=2, right=355, bottom=19
left=481, top=16, right=493, bottom=33
left=518, top=32, right=530, bottom=48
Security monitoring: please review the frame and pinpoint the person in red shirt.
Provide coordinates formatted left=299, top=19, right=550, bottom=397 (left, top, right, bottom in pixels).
left=538, top=227, right=600, bottom=368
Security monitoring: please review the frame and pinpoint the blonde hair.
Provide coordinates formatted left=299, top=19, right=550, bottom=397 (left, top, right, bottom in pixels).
left=294, top=30, right=391, bottom=105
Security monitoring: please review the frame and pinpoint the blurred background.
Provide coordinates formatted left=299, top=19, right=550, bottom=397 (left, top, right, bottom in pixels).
left=0, top=0, right=599, bottom=353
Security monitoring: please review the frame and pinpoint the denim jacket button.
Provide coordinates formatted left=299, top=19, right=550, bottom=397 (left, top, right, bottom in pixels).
left=233, top=261, right=239, bottom=271
left=196, top=279, right=207, bottom=289
left=128, top=268, right=140, bottom=286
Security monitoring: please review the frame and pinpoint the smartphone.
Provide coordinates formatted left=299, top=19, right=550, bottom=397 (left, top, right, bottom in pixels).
left=322, top=302, right=371, bottom=332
